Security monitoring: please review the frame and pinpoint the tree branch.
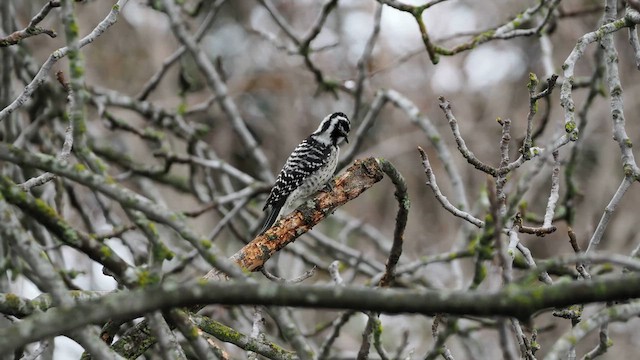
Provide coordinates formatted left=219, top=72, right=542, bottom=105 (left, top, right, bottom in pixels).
left=1, top=273, right=640, bottom=353
left=205, top=158, right=384, bottom=276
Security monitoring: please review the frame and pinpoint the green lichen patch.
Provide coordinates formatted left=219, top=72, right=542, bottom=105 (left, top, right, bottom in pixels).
left=136, top=269, right=160, bottom=287
left=99, top=245, right=113, bottom=258
left=199, top=239, right=212, bottom=249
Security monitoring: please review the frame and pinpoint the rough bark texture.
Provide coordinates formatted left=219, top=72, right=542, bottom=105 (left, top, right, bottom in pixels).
left=206, top=157, right=384, bottom=277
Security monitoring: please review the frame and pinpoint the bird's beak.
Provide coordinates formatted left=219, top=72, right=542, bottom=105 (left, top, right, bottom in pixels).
left=340, top=129, right=349, bottom=143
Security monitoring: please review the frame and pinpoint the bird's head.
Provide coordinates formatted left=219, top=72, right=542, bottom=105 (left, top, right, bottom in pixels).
left=312, top=112, right=350, bottom=146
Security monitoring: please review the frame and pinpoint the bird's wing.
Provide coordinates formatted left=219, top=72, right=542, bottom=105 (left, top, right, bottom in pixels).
left=260, top=139, right=331, bottom=233
left=263, top=138, right=330, bottom=211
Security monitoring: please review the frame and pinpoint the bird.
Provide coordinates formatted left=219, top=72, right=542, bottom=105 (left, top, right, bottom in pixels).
left=260, top=112, right=350, bottom=234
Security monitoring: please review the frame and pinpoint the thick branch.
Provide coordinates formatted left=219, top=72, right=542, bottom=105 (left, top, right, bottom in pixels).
left=1, top=273, right=640, bottom=353
left=108, top=157, right=386, bottom=358
left=0, top=143, right=246, bottom=279
left=206, top=158, right=384, bottom=275
left=0, top=176, right=133, bottom=282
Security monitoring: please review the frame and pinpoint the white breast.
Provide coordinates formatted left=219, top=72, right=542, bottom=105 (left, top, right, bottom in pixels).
left=281, top=146, right=339, bottom=215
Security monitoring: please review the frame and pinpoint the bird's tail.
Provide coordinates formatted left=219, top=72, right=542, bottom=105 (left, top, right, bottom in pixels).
left=259, top=206, right=281, bottom=234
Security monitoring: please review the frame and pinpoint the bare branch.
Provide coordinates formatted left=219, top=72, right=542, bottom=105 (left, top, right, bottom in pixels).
left=0, top=1, right=58, bottom=47
left=0, top=143, right=247, bottom=278
left=546, top=302, right=640, bottom=360
left=418, top=147, right=484, bottom=228
left=377, top=159, right=409, bottom=288
left=438, top=97, right=497, bottom=176
left=161, top=0, right=273, bottom=182
left=0, top=0, right=129, bottom=122
left=3, top=273, right=640, bottom=353
left=205, top=158, right=384, bottom=275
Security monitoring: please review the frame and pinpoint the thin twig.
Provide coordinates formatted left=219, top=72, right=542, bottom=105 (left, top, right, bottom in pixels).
left=542, top=151, right=560, bottom=229
left=546, top=302, right=640, bottom=360
left=386, top=90, right=469, bottom=211
left=0, top=1, right=58, bottom=47
left=261, top=266, right=316, bottom=283
left=352, top=3, right=383, bottom=122
left=377, top=159, right=409, bottom=288
left=418, top=147, right=484, bottom=228
left=329, top=260, right=344, bottom=285
left=317, top=311, right=357, bottom=360
left=136, top=0, right=227, bottom=100
left=0, top=0, right=129, bottom=122
left=424, top=315, right=456, bottom=360
left=247, top=307, right=265, bottom=360
left=438, top=96, right=497, bottom=175
left=161, top=0, right=273, bottom=182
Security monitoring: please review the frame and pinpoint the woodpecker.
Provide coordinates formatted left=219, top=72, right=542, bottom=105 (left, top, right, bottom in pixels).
left=260, top=112, right=350, bottom=234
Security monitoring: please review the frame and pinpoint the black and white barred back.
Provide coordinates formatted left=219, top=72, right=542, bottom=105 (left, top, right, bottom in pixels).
left=260, top=112, right=350, bottom=234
